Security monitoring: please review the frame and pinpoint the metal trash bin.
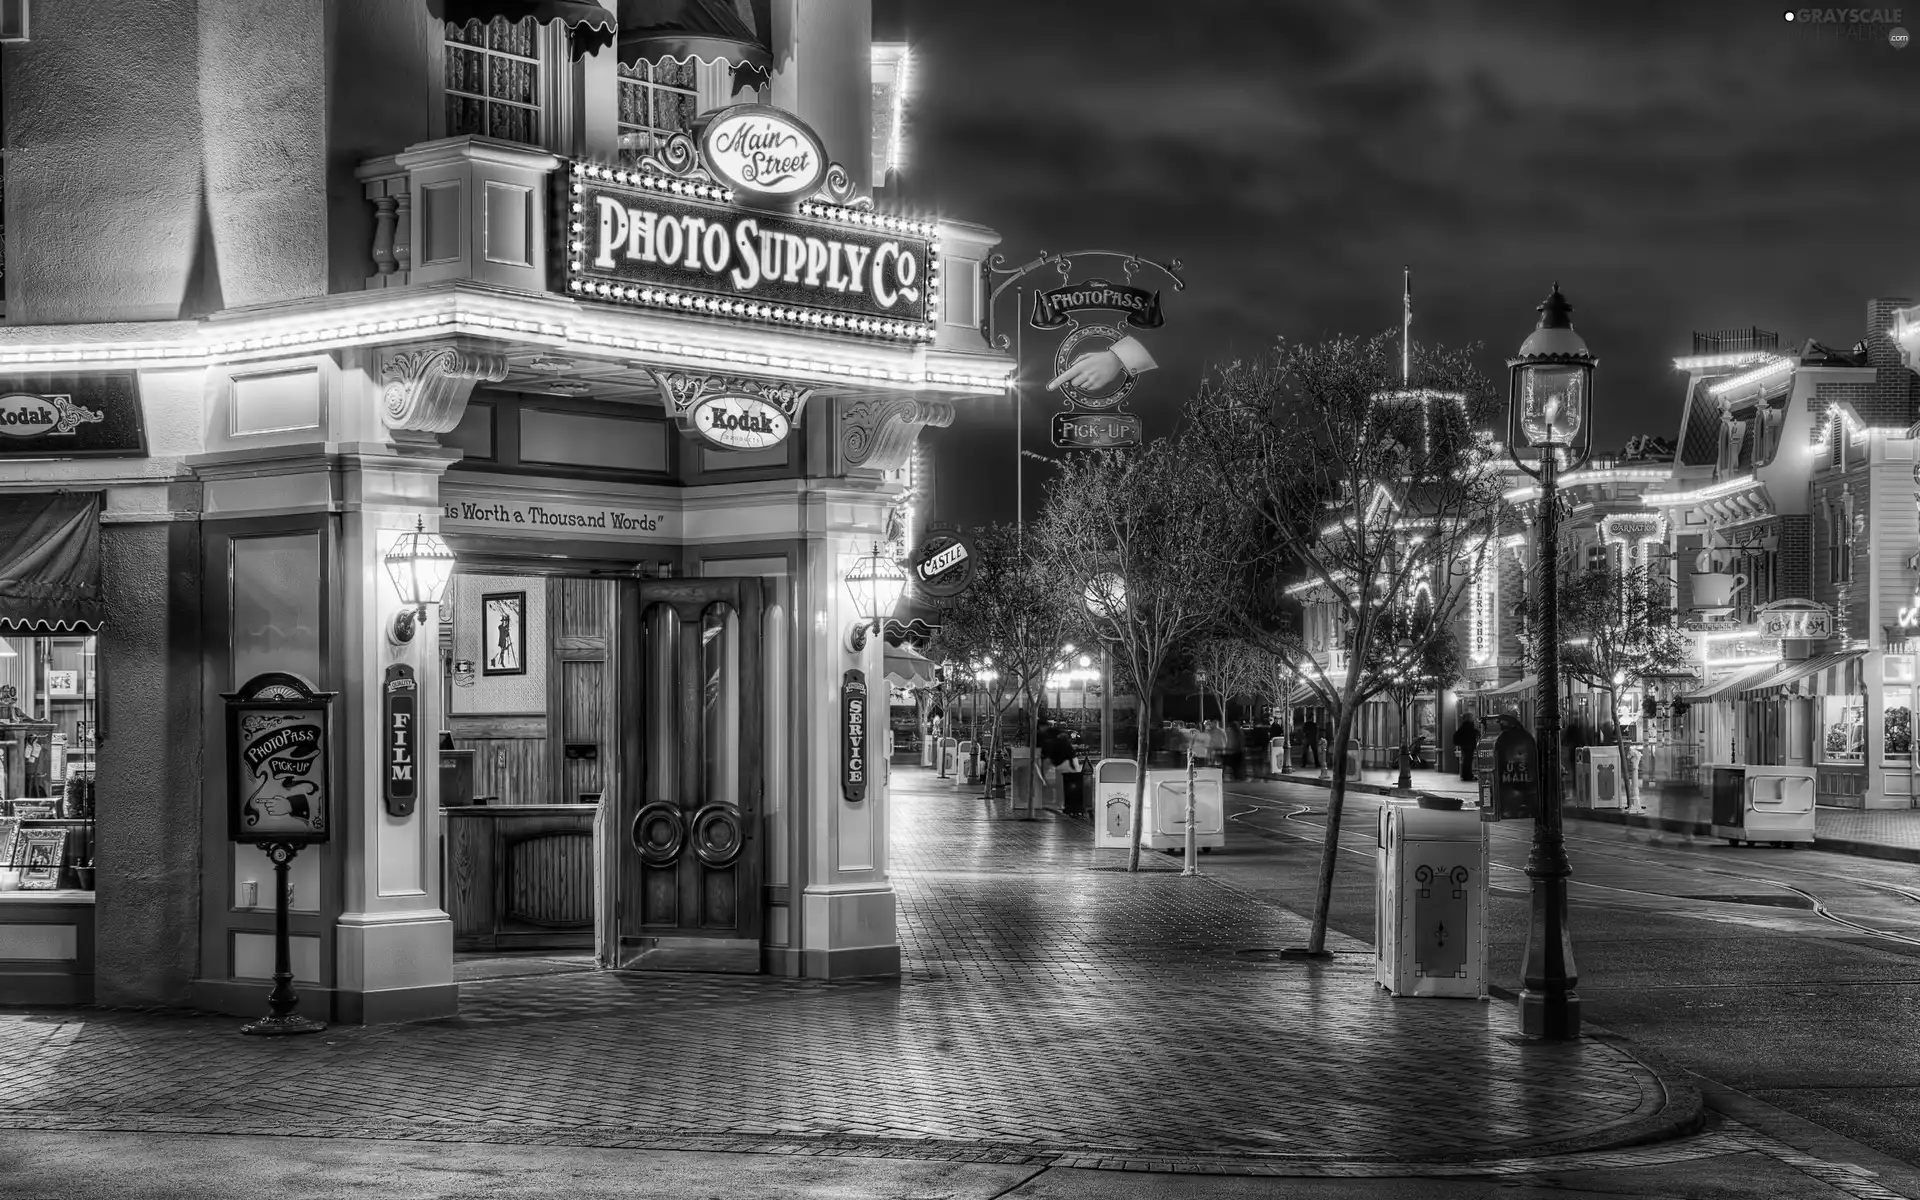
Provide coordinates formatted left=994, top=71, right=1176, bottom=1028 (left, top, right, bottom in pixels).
left=936, top=736, right=959, bottom=778
left=1009, top=747, right=1040, bottom=817
left=1712, top=764, right=1814, bottom=847
left=1094, top=759, right=1140, bottom=848
left=954, top=740, right=978, bottom=787
left=1375, top=799, right=1488, bottom=998
left=1574, top=747, right=1624, bottom=809
left=1268, top=740, right=1289, bottom=776
left=1141, top=767, right=1225, bottom=852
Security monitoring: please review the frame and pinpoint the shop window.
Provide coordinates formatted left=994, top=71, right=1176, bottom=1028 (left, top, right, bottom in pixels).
left=445, top=17, right=544, bottom=145
left=1827, top=501, right=1852, bottom=583
left=617, top=59, right=697, bottom=163
left=0, top=632, right=97, bottom=894
left=1821, top=693, right=1865, bottom=763
left=1881, top=683, right=1912, bottom=756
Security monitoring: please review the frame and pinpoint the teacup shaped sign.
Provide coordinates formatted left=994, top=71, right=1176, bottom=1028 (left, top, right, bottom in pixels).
left=700, top=104, right=828, bottom=202
left=691, top=393, right=791, bottom=451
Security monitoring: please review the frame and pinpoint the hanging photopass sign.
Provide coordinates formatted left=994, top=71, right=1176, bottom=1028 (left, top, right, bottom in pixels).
left=225, top=673, right=335, bottom=846
left=842, top=669, right=869, bottom=803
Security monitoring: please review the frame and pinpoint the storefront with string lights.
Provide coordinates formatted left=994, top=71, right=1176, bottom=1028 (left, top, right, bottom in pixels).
left=0, top=0, right=1010, bottom=1021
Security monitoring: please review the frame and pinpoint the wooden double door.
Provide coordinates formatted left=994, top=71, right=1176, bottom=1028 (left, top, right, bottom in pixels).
left=610, top=577, right=767, bottom=972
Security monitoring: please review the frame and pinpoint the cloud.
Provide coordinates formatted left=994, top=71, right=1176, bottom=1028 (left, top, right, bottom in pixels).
left=897, top=0, right=1919, bottom=528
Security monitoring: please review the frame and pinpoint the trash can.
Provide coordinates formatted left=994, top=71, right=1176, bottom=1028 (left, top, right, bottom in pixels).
left=1094, top=759, right=1140, bottom=848
left=1343, top=738, right=1363, bottom=782
left=1268, top=740, right=1289, bottom=776
left=1061, top=769, right=1088, bottom=816
left=1574, top=747, right=1623, bottom=809
left=1711, top=764, right=1814, bottom=847
left=1009, top=747, right=1040, bottom=818
left=937, top=736, right=959, bottom=778
left=920, top=736, right=936, bottom=768
left=1375, top=799, right=1488, bottom=999
left=954, top=740, right=977, bottom=787
left=1141, top=766, right=1225, bottom=852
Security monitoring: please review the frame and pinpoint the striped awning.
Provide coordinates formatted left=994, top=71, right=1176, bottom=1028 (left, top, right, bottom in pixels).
left=1681, top=663, right=1781, bottom=704
left=1488, top=673, right=1536, bottom=697
left=1738, top=650, right=1866, bottom=701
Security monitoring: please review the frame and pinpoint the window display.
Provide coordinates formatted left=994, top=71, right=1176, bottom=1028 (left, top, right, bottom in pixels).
left=0, top=633, right=97, bottom=893
left=1881, top=683, right=1912, bottom=756
left=1821, top=693, right=1865, bottom=763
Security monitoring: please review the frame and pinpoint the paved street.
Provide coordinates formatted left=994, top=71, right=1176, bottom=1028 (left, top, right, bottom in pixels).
left=2, top=767, right=1918, bottom=1197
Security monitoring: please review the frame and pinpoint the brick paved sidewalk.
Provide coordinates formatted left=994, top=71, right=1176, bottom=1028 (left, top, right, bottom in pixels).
left=1281, top=764, right=1920, bottom=863
left=0, top=767, right=1698, bottom=1173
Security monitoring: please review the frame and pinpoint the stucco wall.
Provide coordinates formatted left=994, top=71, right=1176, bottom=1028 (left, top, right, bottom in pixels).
left=5, top=0, right=205, bottom=321
left=327, top=0, right=437, bottom=295
left=771, top=0, right=874, bottom=195
left=93, top=519, right=203, bottom=1007
left=4, top=0, right=330, bottom=323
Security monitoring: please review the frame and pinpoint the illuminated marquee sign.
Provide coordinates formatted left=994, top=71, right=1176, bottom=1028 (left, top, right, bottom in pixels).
left=0, top=372, right=147, bottom=459
left=564, top=166, right=936, bottom=342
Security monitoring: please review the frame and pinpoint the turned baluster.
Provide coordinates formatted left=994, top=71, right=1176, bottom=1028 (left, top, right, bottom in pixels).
left=370, top=194, right=398, bottom=276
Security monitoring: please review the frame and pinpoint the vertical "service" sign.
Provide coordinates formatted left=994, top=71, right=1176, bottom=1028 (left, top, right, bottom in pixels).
left=842, top=669, right=868, bottom=803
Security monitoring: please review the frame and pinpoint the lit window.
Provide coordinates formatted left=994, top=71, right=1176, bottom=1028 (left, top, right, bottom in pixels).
left=445, top=18, right=543, bottom=146
left=0, top=632, right=98, bottom=894
left=618, top=59, right=697, bottom=164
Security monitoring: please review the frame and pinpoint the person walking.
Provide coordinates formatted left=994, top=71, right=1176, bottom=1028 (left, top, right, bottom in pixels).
left=1453, top=715, right=1481, bottom=781
left=1040, top=722, right=1078, bottom=812
left=1224, top=721, right=1246, bottom=781
left=1303, top=717, right=1321, bottom=769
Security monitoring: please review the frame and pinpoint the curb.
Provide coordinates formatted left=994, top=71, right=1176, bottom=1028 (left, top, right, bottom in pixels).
left=1265, top=772, right=1920, bottom=864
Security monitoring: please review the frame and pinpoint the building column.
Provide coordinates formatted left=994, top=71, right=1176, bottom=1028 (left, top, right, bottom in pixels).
left=331, top=451, right=459, bottom=1022
left=795, top=506, right=901, bottom=978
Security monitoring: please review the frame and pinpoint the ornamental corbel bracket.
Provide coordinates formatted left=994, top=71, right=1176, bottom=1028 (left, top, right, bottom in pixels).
left=838, top=396, right=955, bottom=472
left=380, top=342, right=509, bottom=436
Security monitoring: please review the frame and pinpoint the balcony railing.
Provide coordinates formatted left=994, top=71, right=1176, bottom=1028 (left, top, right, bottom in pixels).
left=1692, top=327, right=1780, bottom=356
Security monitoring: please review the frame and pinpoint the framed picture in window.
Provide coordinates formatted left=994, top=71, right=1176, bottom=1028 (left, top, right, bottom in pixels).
left=47, top=670, right=79, bottom=697
left=7, top=801, right=56, bottom=819
left=16, top=828, right=67, bottom=889
left=0, top=817, right=19, bottom=869
left=482, top=591, right=527, bottom=677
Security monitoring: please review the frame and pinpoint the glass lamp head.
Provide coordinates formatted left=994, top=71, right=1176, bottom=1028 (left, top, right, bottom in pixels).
left=383, top=517, right=457, bottom=643
left=1508, top=284, right=1597, bottom=452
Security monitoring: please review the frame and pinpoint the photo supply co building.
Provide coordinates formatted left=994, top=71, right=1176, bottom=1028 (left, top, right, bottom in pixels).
left=0, top=0, right=1009, bottom=1020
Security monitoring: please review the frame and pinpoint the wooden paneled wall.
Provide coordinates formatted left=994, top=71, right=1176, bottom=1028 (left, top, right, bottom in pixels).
left=551, top=578, right=619, bottom=806
left=449, top=714, right=547, bottom=805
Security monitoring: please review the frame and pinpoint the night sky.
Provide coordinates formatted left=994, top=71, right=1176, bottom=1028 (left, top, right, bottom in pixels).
left=876, top=1, right=1919, bottom=531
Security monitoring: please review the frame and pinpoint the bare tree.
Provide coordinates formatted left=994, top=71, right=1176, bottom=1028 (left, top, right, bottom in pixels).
left=924, top=524, right=1079, bottom=786
left=1518, top=561, right=1693, bottom=800
left=1184, top=333, right=1506, bottom=954
left=1376, top=630, right=1464, bottom=792
left=1034, top=439, right=1242, bottom=871
left=1191, top=634, right=1264, bottom=729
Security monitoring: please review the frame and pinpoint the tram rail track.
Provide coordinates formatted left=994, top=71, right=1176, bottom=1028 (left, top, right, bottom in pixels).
left=1221, top=788, right=1920, bottom=950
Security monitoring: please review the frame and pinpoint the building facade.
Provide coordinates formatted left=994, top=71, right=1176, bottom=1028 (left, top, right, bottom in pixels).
left=0, top=1, right=1011, bottom=1018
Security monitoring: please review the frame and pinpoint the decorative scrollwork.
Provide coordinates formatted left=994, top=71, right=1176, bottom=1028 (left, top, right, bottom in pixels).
left=637, top=132, right=714, bottom=184
left=646, top=370, right=815, bottom=424
left=838, top=396, right=954, bottom=472
left=380, top=345, right=508, bottom=435
left=632, top=802, right=685, bottom=867
left=818, top=162, right=857, bottom=206
left=690, top=804, right=745, bottom=868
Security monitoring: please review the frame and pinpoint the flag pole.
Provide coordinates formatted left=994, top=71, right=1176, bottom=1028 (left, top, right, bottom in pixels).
left=1402, top=265, right=1411, bottom=387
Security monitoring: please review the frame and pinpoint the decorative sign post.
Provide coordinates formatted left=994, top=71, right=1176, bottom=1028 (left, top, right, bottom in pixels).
left=382, top=664, right=419, bottom=818
left=842, top=669, right=869, bottom=803
left=224, top=672, right=335, bottom=1037
left=908, top=522, right=976, bottom=601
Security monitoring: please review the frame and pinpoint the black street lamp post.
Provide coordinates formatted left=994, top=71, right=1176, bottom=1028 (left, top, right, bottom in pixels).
left=1505, top=284, right=1596, bottom=1041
